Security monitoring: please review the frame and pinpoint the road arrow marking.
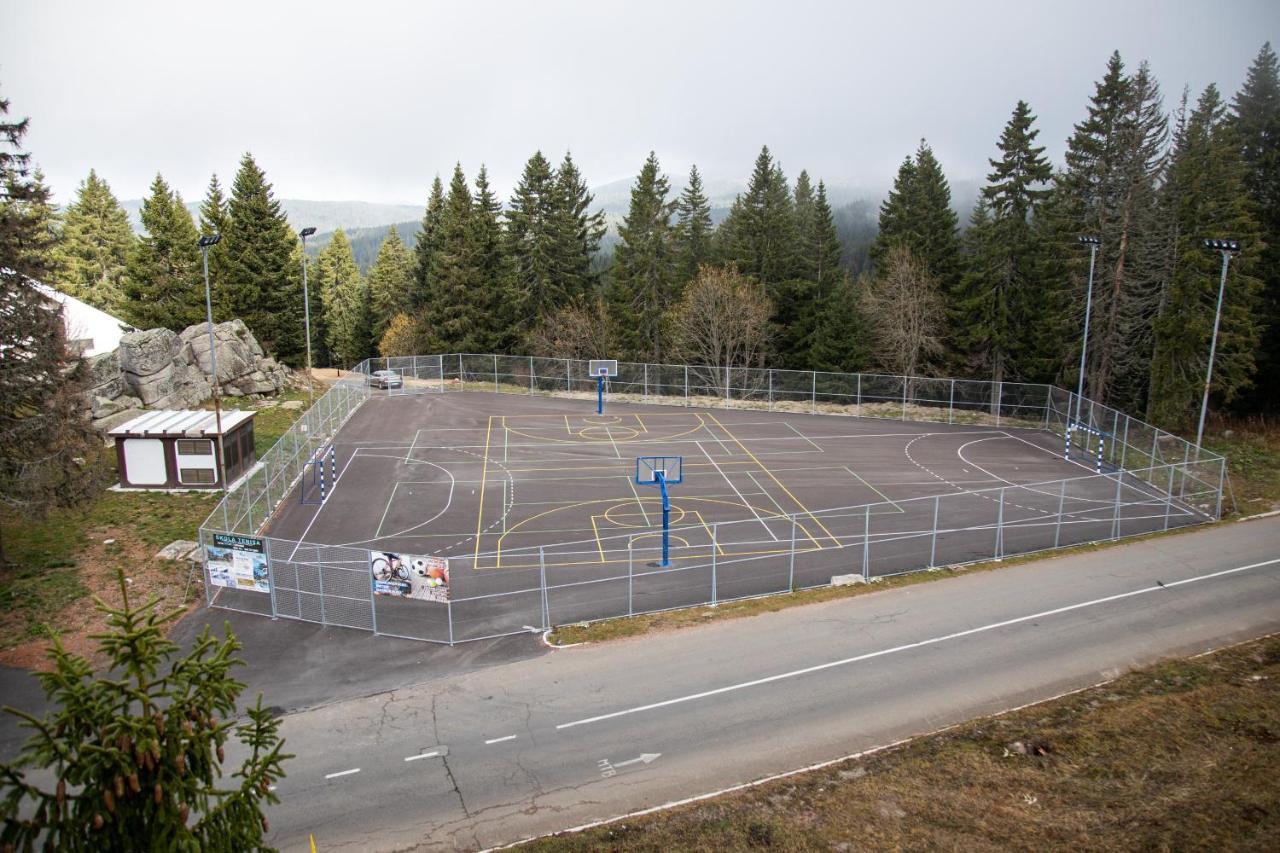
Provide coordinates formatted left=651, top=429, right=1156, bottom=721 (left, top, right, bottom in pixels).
left=613, top=753, right=661, bottom=768
left=599, top=753, right=661, bottom=777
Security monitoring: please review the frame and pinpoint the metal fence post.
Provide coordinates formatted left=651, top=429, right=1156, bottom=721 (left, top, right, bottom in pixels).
left=628, top=536, right=634, bottom=616
left=948, top=379, right=955, bottom=424
left=644, top=363, right=649, bottom=400
left=788, top=514, right=797, bottom=590
left=565, top=359, right=570, bottom=394
left=711, top=523, right=718, bottom=606
left=769, top=370, right=774, bottom=411
left=493, top=354, right=499, bottom=393
left=684, top=365, right=689, bottom=406
left=369, top=559, right=379, bottom=636
left=447, top=599, right=454, bottom=645
left=264, top=537, right=278, bottom=619
left=856, top=373, right=862, bottom=417
left=529, top=355, right=535, bottom=393
left=458, top=353, right=464, bottom=389
left=901, top=377, right=907, bottom=420
left=539, top=547, right=549, bottom=630
left=1111, top=472, right=1123, bottom=539
left=1163, top=465, right=1175, bottom=531
left=810, top=371, right=816, bottom=415
left=995, top=487, right=1005, bottom=559
left=995, top=381, right=1002, bottom=426
left=1215, top=457, right=1226, bottom=520
left=929, top=495, right=940, bottom=567
left=862, top=506, right=871, bottom=581
left=1118, top=416, right=1130, bottom=472
left=1178, top=443, right=1190, bottom=499
left=1054, top=479, right=1067, bottom=548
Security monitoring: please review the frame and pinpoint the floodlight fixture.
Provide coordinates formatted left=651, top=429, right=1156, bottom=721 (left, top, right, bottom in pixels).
left=198, top=234, right=222, bottom=248
left=300, top=227, right=317, bottom=238
left=1077, top=235, right=1100, bottom=246
left=1202, top=238, right=1240, bottom=253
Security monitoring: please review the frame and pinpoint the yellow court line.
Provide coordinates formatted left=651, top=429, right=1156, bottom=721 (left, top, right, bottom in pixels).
left=590, top=515, right=606, bottom=563
left=634, top=414, right=650, bottom=434
left=473, top=415, right=494, bottom=568
left=707, top=413, right=841, bottom=547
left=503, top=417, right=708, bottom=446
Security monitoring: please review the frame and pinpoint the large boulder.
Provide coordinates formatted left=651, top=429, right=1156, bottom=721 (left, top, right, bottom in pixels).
left=119, top=328, right=180, bottom=378
left=181, top=320, right=257, bottom=384
left=84, top=350, right=125, bottom=399
left=128, top=362, right=179, bottom=406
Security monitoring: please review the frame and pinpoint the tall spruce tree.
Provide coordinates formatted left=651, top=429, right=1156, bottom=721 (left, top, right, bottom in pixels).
left=0, top=93, right=105, bottom=525
left=871, top=141, right=962, bottom=301
left=121, top=175, right=204, bottom=331
left=810, top=274, right=871, bottom=373
left=1149, top=85, right=1263, bottom=429
left=1232, top=42, right=1280, bottom=411
left=423, top=164, right=486, bottom=352
left=52, top=169, right=134, bottom=312
left=367, top=225, right=414, bottom=344
left=505, top=151, right=558, bottom=321
left=412, top=176, right=445, bottom=310
left=792, top=170, right=817, bottom=281
left=1048, top=53, right=1169, bottom=412
left=721, top=146, right=798, bottom=290
left=807, top=182, right=844, bottom=296
left=672, top=164, right=714, bottom=286
left=471, top=165, right=516, bottom=352
left=315, top=229, right=372, bottom=366
left=223, top=154, right=303, bottom=362
left=197, top=173, right=232, bottom=320
left=609, top=152, right=677, bottom=362
left=953, top=101, right=1055, bottom=385
left=548, top=152, right=606, bottom=301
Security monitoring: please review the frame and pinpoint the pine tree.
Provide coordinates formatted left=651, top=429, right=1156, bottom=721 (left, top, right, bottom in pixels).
left=0, top=571, right=290, bottom=848
left=953, top=101, right=1055, bottom=385
left=1049, top=53, right=1169, bottom=411
left=672, top=164, right=714, bottom=286
left=121, top=175, right=204, bottom=331
left=808, top=182, right=844, bottom=296
left=423, top=164, right=486, bottom=351
left=1149, top=85, right=1262, bottom=428
left=315, top=230, right=371, bottom=366
left=411, top=176, right=445, bottom=310
left=1231, top=42, right=1280, bottom=411
left=810, top=274, right=871, bottom=373
left=871, top=141, right=962, bottom=300
left=548, top=152, right=606, bottom=301
left=505, top=151, right=558, bottom=322
left=223, top=154, right=304, bottom=363
left=0, top=93, right=106, bottom=527
left=609, top=152, right=677, bottom=362
left=470, top=165, right=516, bottom=352
left=721, top=146, right=798, bottom=290
left=367, top=225, right=414, bottom=344
left=52, top=169, right=134, bottom=312
left=198, top=173, right=232, bottom=320
left=792, top=170, right=817, bottom=281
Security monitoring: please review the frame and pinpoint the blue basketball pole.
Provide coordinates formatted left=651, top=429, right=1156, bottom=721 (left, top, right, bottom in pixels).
left=657, top=471, right=670, bottom=567
left=596, top=374, right=605, bottom=414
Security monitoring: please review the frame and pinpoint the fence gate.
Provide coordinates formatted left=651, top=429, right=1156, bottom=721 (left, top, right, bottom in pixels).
left=268, top=539, right=374, bottom=630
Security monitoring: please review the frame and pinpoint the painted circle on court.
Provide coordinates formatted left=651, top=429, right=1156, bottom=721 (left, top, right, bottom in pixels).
left=578, top=425, right=641, bottom=441
left=603, top=499, right=686, bottom=528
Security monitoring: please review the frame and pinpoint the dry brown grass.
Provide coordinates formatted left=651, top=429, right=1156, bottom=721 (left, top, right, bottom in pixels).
left=523, top=635, right=1280, bottom=851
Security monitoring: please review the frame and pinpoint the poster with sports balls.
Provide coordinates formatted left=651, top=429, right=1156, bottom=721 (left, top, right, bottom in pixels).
left=206, top=534, right=269, bottom=594
left=369, top=552, right=450, bottom=602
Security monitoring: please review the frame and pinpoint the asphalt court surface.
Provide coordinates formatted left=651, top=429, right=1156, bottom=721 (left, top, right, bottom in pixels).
left=263, top=391, right=1193, bottom=600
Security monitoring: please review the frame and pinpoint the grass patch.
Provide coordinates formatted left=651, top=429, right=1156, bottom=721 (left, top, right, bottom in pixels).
left=522, top=634, right=1280, bottom=851
left=1204, top=417, right=1280, bottom=516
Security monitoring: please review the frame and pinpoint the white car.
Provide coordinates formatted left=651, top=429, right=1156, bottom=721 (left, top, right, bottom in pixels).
left=371, top=370, right=403, bottom=389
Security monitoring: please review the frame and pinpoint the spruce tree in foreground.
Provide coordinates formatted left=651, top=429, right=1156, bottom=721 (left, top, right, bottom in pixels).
left=223, top=154, right=303, bottom=363
left=809, top=274, right=871, bottom=373
left=198, top=173, right=232, bottom=320
left=609, top=151, right=676, bottom=362
left=0, top=571, right=290, bottom=850
left=471, top=165, right=516, bottom=352
left=412, top=175, right=446, bottom=310
left=1149, top=85, right=1262, bottom=429
left=122, top=174, right=204, bottom=331
left=871, top=140, right=962, bottom=303
left=424, top=164, right=486, bottom=352
left=548, top=152, right=606, bottom=302
left=720, top=145, right=797, bottom=290
left=1231, top=42, right=1280, bottom=411
left=672, top=164, right=714, bottom=287
left=367, top=225, right=414, bottom=343
left=316, top=229, right=371, bottom=366
left=53, top=168, right=134, bottom=312
left=505, top=152, right=558, bottom=322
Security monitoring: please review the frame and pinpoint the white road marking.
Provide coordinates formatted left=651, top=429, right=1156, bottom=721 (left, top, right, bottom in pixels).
left=484, top=735, right=518, bottom=745
left=325, top=768, right=361, bottom=779
left=612, top=752, right=661, bottom=768
left=555, top=557, right=1280, bottom=730
left=404, top=750, right=441, bottom=761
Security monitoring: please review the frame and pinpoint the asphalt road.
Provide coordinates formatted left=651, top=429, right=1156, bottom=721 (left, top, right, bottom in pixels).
left=239, top=514, right=1280, bottom=851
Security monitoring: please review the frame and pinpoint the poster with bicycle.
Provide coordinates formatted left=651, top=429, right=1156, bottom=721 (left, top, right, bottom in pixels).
left=206, top=534, right=269, bottom=594
left=370, top=551, right=450, bottom=602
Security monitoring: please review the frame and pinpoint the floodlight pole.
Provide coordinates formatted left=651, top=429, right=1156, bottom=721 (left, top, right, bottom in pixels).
left=299, top=227, right=317, bottom=403
left=199, top=234, right=227, bottom=491
left=1195, top=239, right=1241, bottom=452
left=1075, top=236, right=1100, bottom=425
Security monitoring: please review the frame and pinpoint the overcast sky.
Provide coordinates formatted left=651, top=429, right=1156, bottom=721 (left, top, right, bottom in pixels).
left=2, top=0, right=1277, bottom=206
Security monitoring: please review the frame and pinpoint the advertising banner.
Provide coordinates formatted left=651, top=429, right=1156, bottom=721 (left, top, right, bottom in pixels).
left=370, top=551, right=450, bottom=602
left=206, top=534, right=269, bottom=594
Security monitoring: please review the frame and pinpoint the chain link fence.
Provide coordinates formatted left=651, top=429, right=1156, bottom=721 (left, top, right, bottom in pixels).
left=198, top=354, right=1228, bottom=643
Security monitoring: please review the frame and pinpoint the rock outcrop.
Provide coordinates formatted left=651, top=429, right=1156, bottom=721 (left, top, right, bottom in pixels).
left=86, top=319, right=291, bottom=432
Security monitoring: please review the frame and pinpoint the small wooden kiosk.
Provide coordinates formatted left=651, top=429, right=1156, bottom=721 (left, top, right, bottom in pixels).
left=111, top=409, right=256, bottom=490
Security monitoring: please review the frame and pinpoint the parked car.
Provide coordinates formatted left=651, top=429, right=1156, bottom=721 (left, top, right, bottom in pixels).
left=371, top=370, right=403, bottom=389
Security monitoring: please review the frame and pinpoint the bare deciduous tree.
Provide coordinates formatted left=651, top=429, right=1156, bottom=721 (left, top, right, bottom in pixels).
left=668, top=265, right=772, bottom=395
left=861, top=245, right=945, bottom=378
left=524, top=296, right=616, bottom=360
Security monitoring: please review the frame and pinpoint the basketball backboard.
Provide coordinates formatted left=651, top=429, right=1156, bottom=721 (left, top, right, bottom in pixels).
left=635, top=455, right=683, bottom=485
left=589, top=359, right=618, bottom=378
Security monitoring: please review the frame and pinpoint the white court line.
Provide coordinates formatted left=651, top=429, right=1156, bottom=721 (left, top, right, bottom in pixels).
left=325, top=768, right=361, bottom=779
left=604, top=425, right=623, bottom=460
left=555, top=556, right=1280, bottom=731
left=785, top=421, right=823, bottom=451
left=484, top=735, right=518, bottom=745
left=289, top=448, right=362, bottom=561
left=404, top=750, right=441, bottom=762
left=696, top=441, right=780, bottom=541
left=374, top=481, right=401, bottom=538
left=625, top=474, right=652, bottom=526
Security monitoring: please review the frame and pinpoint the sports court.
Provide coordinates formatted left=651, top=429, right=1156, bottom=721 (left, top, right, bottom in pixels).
left=264, top=388, right=1197, bottom=618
